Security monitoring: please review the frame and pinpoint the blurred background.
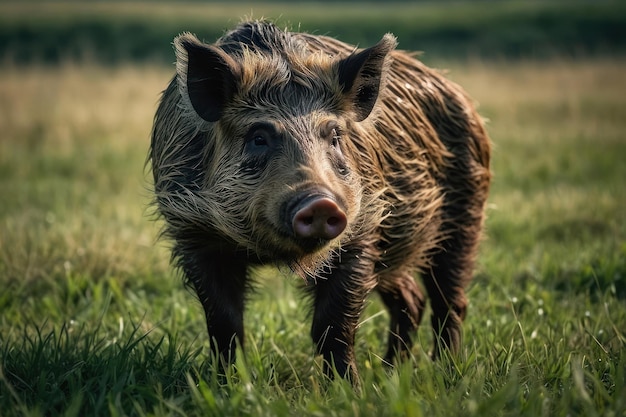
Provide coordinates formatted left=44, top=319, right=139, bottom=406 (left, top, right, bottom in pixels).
left=1, top=0, right=625, bottom=65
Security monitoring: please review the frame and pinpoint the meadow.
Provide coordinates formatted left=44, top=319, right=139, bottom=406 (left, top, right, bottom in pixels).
left=1, top=3, right=626, bottom=417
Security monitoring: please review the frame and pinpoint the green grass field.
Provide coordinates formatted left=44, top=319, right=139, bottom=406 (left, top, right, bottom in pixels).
left=1, top=5, right=626, bottom=416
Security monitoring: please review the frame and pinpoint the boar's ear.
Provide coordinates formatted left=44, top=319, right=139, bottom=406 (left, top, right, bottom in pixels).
left=336, top=34, right=397, bottom=122
left=174, top=33, right=241, bottom=123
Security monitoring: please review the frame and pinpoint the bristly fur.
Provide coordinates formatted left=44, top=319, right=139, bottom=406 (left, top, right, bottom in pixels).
left=148, top=19, right=491, bottom=381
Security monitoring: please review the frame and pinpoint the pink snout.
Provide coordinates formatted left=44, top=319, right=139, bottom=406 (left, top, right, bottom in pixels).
left=292, top=197, right=347, bottom=241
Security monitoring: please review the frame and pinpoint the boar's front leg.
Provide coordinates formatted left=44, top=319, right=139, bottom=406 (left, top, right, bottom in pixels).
left=308, top=246, right=377, bottom=382
left=179, top=248, right=248, bottom=369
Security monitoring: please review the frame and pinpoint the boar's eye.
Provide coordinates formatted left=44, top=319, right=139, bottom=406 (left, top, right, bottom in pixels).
left=322, top=120, right=342, bottom=148
left=243, top=124, right=278, bottom=157
left=322, top=122, right=349, bottom=176
left=247, top=130, right=270, bottom=147
left=328, top=126, right=342, bottom=151
left=330, top=129, right=340, bottom=148
left=253, top=134, right=267, bottom=147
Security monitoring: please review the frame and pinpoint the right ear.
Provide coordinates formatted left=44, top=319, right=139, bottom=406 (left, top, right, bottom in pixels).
left=336, top=34, right=397, bottom=122
left=174, top=33, right=241, bottom=122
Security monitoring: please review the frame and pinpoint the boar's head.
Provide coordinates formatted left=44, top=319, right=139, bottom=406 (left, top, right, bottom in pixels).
left=172, top=31, right=396, bottom=276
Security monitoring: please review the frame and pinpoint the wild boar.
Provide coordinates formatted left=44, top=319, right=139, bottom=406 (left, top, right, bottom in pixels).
left=149, top=20, right=491, bottom=381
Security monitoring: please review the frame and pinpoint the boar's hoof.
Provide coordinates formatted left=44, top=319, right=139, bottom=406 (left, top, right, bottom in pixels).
left=292, top=197, right=347, bottom=241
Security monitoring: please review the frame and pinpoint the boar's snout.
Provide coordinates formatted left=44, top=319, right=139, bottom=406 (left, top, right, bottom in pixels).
left=290, top=194, right=347, bottom=242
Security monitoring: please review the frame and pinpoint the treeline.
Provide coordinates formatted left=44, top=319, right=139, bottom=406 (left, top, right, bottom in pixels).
left=1, top=1, right=625, bottom=65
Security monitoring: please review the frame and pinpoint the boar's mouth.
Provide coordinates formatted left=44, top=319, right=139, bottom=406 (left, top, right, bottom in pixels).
left=294, top=236, right=332, bottom=254
left=280, top=191, right=348, bottom=254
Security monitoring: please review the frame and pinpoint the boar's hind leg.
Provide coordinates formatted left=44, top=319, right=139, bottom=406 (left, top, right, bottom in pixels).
left=423, top=231, right=477, bottom=360
left=180, top=249, right=248, bottom=370
left=308, top=249, right=376, bottom=382
left=377, top=271, right=426, bottom=364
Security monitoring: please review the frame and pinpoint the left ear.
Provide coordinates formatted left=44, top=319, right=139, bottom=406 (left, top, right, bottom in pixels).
left=174, top=32, right=241, bottom=123
left=336, top=34, right=397, bottom=121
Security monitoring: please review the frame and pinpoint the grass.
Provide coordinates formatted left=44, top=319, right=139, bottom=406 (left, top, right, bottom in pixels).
left=1, top=56, right=625, bottom=415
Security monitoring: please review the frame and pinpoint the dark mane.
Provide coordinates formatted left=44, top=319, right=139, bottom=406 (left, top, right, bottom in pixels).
left=218, top=20, right=306, bottom=57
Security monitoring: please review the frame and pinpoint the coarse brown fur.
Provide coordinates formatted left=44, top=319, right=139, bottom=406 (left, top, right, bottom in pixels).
left=149, top=20, right=491, bottom=382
